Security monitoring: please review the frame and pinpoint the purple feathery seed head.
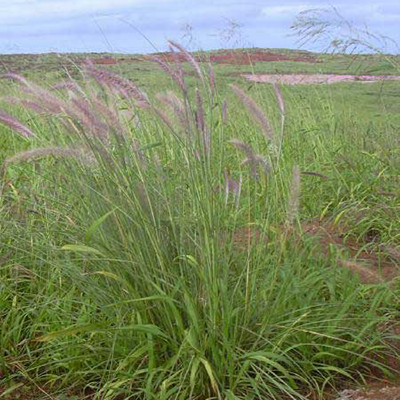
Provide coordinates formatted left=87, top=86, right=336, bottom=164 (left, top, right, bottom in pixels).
left=51, top=81, right=85, bottom=97
left=224, top=169, right=242, bottom=205
left=272, top=83, right=285, bottom=116
left=241, top=154, right=271, bottom=176
left=156, top=91, right=188, bottom=131
left=1, top=146, right=94, bottom=180
left=3, top=74, right=119, bottom=143
left=168, top=40, right=204, bottom=83
left=195, top=88, right=210, bottom=156
left=2, top=73, right=76, bottom=116
left=153, top=107, right=176, bottom=134
left=83, top=63, right=149, bottom=107
left=195, top=88, right=205, bottom=134
left=3, top=95, right=60, bottom=115
left=151, top=56, right=187, bottom=94
left=0, top=110, right=36, bottom=138
left=20, top=100, right=49, bottom=114
left=1, top=73, right=30, bottom=86
left=230, top=138, right=270, bottom=179
left=230, top=84, right=274, bottom=141
left=229, top=138, right=254, bottom=157
left=168, top=43, right=184, bottom=82
left=70, top=97, right=110, bottom=141
left=272, top=83, right=285, bottom=135
left=222, top=100, right=228, bottom=122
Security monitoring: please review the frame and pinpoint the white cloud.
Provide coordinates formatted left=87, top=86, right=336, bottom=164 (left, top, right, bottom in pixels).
left=0, top=0, right=162, bottom=26
left=261, top=4, right=320, bottom=18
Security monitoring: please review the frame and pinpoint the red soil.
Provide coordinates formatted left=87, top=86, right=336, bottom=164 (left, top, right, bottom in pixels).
left=145, top=49, right=318, bottom=65
left=56, top=50, right=319, bottom=69
left=228, top=219, right=399, bottom=284
left=91, top=57, right=118, bottom=65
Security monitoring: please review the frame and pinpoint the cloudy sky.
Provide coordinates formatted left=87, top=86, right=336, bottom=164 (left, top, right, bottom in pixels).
left=1, top=0, right=399, bottom=54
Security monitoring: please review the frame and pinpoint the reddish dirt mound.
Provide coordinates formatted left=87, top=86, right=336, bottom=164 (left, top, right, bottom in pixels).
left=146, top=49, right=317, bottom=65
left=209, top=50, right=316, bottom=64
left=89, top=57, right=146, bottom=65
left=118, top=57, right=146, bottom=63
left=92, top=57, right=118, bottom=65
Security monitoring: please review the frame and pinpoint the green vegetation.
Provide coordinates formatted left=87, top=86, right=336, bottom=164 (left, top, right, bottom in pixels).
left=0, top=45, right=399, bottom=399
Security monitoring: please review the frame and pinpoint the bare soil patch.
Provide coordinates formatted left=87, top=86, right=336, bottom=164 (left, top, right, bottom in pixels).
left=243, top=74, right=400, bottom=85
left=229, top=219, right=399, bottom=284
left=301, top=219, right=400, bottom=284
left=331, top=384, right=400, bottom=400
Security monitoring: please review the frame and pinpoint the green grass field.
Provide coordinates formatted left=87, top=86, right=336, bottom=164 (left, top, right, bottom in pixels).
left=0, top=47, right=399, bottom=400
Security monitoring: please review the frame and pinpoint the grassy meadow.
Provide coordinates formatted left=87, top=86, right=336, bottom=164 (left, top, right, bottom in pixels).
left=0, top=45, right=399, bottom=400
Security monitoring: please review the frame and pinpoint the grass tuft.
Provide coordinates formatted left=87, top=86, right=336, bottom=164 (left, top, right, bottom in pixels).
left=0, top=42, right=398, bottom=400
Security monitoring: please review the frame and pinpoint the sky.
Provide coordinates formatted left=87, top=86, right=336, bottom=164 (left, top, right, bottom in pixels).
left=0, top=0, right=399, bottom=54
